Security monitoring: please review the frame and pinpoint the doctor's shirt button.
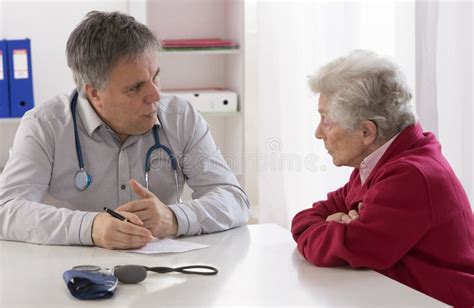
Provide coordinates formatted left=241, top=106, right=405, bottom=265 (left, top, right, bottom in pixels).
left=120, top=184, right=126, bottom=190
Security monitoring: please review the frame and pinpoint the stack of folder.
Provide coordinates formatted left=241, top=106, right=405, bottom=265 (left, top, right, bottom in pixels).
left=160, top=38, right=238, bottom=51
left=0, top=39, right=34, bottom=118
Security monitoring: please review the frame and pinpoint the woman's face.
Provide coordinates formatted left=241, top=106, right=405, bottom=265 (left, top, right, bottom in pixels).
left=315, top=95, right=374, bottom=168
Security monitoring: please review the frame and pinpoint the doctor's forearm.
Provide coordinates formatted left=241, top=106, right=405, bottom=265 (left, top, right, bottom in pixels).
left=169, top=185, right=250, bottom=237
left=0, top=199, right=97, bottom=245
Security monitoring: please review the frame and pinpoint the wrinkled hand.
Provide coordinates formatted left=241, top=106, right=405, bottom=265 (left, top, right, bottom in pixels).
left=116, top=179, right=178, bottom=238
left=326, top=202, right=364, bottom=224
left=92, top=211, right=154, bottom=250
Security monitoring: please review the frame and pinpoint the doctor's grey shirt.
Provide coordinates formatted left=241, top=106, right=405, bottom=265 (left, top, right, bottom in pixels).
left=0, top=91, right=249, bottom=245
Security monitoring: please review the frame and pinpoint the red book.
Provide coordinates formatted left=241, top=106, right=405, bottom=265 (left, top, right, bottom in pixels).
left=161, top=38, right=238, bottom=48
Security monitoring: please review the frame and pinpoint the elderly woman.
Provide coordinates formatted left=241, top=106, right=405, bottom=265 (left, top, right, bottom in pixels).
left=291, top=50, right=474, bottom=306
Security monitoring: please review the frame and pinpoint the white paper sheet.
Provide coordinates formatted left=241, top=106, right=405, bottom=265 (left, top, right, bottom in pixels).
left=120, top=238, right=208, bottom=254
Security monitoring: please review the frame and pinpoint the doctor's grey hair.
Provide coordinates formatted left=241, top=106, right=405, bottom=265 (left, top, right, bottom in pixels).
left=308, top=50, right=416, bottom=143
left=66, top=11, right=160, bottom=94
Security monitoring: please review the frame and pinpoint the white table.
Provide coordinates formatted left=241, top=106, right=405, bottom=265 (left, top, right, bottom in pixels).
left=0, top=224, right=444, bottom=307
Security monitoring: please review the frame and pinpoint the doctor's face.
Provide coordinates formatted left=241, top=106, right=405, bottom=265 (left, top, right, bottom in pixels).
left=88, top=52, right=161, bottom=141
left=315, top=94, right=368, bottom=168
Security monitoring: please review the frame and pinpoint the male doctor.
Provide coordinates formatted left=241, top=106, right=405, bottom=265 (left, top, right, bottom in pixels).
left=0, top=11, right=249, bottom=249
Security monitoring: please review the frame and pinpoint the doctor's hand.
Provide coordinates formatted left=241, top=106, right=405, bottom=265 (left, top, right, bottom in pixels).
left=91, top=211, right=154, bottom=250
left=116, top=179, right=178, bottom=238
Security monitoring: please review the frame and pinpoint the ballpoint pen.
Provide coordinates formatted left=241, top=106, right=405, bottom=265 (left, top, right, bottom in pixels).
left=103, top=207, right=131, bottom=223
left=103, top=207, right=157, bottom=240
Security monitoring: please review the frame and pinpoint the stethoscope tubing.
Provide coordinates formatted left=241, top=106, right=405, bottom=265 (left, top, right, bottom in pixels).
left=71, top=90, right=181, bottom=203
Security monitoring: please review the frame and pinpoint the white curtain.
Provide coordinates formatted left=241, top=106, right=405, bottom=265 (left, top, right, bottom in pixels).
left=256, top=1, right=416, bottom=228
left=256, top=1, right=474, bottom=229
left=416, top=0, right=473, bottom=207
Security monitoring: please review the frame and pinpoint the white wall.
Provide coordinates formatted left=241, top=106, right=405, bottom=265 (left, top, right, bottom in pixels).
left=1, top=0, right=129, bottom=106
left=0, top=1, right=3, bottom=36
left=128, top=0, right=147, bottom=24
left=436, top=1, right=473, bottom=205
left=243, top=0, right=259, bottom=221
left=255, top=1, right=416, bottom=227
left=0, top=0, right=144, bottom=168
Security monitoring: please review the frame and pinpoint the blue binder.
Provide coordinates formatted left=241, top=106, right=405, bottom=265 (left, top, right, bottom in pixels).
left=6, top=39, right=34, bottom=118
left=0, top=40, right=10, bottom=118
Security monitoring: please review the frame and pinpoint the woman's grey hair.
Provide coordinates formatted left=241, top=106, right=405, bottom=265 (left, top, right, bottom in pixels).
left=308, top=50, right=416, bottom=143
left=66, top=11, right=160, bottom=93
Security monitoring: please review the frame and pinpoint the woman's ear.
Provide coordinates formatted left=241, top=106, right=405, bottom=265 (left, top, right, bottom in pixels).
left=360, top=120, right=378, bottom=145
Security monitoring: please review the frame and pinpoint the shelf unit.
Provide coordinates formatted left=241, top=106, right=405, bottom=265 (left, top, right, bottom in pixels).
left=147, top=0, right=245, bottom=188
left=0, top=118, right=21, bottom=124
left=160, top=49, right=241, bottom=55
left=201, top=111, right=241, bottom=118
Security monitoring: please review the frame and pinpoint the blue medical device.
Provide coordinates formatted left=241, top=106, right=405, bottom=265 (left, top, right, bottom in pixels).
left=70, top=91, right=180, bottom=203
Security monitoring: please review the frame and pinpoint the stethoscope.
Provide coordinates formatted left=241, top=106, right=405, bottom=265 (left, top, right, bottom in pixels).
left=71, top=91, right=181, bottom=204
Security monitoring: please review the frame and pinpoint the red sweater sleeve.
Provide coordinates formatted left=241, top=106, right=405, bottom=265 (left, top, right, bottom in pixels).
left=291, top=178, right=354, bottom=266
left=291, top=163, right=433, bottom=270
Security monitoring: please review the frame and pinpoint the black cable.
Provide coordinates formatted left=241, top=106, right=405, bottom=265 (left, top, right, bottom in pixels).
left=113, top=264, right=218, bottom=284
left=145, top=265, right=218, bottom=275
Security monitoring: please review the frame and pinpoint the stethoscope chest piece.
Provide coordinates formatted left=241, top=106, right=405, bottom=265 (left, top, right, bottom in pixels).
left=74, top=169, right=91, bottom=191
